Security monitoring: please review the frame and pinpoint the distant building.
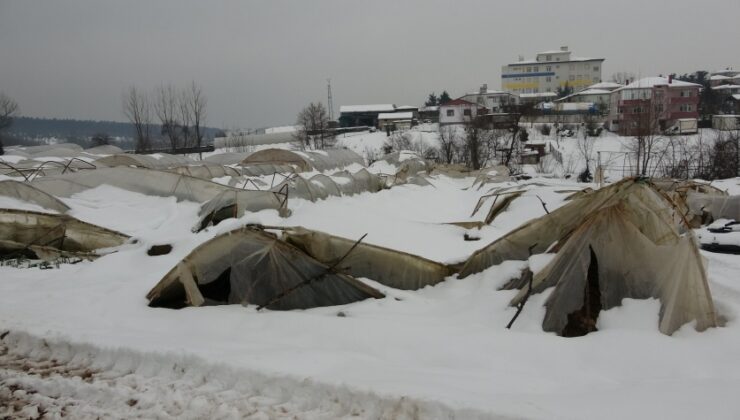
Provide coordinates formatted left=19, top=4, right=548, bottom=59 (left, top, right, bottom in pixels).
left=378, top=112, right=414, bottom=131
left=537, top=102, right=598, bottom=115
left=418, top=106, right=439, bottom=123
left=338, top=104, right=420, bottom=128
left=518, top=92, right=557, bottom=105
left=607, top=76, right=701, bottom=135
left=460, top=84, right=518, bottom=113
left=439, top=98, right=485, bottom=125
left=501, top=46, right=605, bottom=95
left=554, top=82, right=622, bottom=113
left=713, top=115, right=740, bottom=131
left=339, top=104, right=396, bottom=127
left=709, top=70, right=740, bottom=87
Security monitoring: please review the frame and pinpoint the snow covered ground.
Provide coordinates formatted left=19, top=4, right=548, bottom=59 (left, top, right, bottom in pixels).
left=2, top=170, right=740, bottom=418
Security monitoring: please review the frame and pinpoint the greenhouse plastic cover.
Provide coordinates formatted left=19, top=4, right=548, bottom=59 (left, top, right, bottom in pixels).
left=459, top=179, right=686, bottom=277
left=509, top=204, right=718, bottom=335
left=241, top=148, right=365, bottom=172
left=0, top=179, right=71, bottom=213
left=271, top=169, right=384, bottom=202
left=282, top=227, right=454, bottom=290
left=146, top=227, right=383, bottom=310
left=0, top=208, right=129, bottom=259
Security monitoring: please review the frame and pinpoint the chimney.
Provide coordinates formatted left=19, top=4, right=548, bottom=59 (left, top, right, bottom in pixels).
left=560, top=46, right=568, bottom=52
left=668, top=74, right=673, bottom=84
left=480, top=83, right=487, bottom=94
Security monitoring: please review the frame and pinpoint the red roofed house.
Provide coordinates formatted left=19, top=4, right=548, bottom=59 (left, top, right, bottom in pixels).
left=607, top=76, right=701, bottom=135
left=439, top=98, right=487, bottom=125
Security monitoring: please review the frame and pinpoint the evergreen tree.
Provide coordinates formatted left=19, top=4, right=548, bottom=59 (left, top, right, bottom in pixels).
left=556, top=83, right=573, bottom=99
left=425, top=93, right=439, bottom=106
left=439, top=91, right=452, bottom=105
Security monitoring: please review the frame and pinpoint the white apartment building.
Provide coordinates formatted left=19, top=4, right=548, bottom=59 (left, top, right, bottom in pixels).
left=501, top=46, right=605, bottom=95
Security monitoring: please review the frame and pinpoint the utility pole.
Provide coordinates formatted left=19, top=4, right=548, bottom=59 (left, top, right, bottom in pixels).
left=327, top=78, right=334, bottom=121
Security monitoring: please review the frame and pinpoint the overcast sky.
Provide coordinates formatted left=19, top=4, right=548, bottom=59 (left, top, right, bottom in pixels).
left=1, top=0, right=738, bottom=128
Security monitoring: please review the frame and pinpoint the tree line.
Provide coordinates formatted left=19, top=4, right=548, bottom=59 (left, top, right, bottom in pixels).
left=0, top=92, right=20, bottom=155
left=123, top=82, right=207, bottom=153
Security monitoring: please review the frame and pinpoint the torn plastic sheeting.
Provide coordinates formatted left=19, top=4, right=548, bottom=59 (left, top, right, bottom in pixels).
left=459, top=179, right=685, bottom=278
left=196, top=189, right=288, bottom=231
left=470, top=190, right=525, bottom=225
left=0, top=209, right=129, bottom=259
left=146, top=227, right=384, bottom=310
left=282, top=227, right=455, bottom=290
left=686, top=193, right=740, bottom=223
left=509, top=204, right=718, bottom=336
left=0, top=180, right=71, bottom=213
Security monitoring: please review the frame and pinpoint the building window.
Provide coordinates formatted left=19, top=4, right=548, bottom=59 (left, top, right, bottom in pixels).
left=546, top=55, right=552, bottom=61
left=680, top=90, right=692, bottom=97
left=569, top=75, right=575, bottom=81
left=680, top=104, right=693, bottom=112
left=633, top=107, right=642, bottom=113
left=593, top=66, right=599, bottom=72
left=534, top=88, right=539, bottom=93
left=533, top=66, right=539, bottom=72
left=446, top=109, right=454, bottom=117
left=546, top=76, right=552, bottom=82
left=463, top=109, right=471, bottom=116
left=527, top=67, right=532, bottom=72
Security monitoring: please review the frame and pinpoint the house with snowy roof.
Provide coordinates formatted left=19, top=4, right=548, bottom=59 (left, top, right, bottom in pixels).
left=438, top=98, right=486, bottom=125
left=709, top=70, right=740, bottom=87
left=607, top=76, right=701, bottom=135
left=460, top=84, right=518, bottom=113
left=338, top=104, right=396, bottom=128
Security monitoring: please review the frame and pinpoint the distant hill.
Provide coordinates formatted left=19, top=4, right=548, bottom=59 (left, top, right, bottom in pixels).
left=6, top=116, right=222, bottom=142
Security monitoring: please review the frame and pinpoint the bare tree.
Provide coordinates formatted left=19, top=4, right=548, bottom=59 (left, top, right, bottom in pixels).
left=295, top=102, right=331, bottom=149
left=576, top=129, right=595, bottom=182
left=122, top=86, right=152, bottom=152
left=178, top=89, right=193, bottom=148
left=624, top=100, right=664, bottom=176
left=704, top=129, right=740, bottom=179
left=154, top=84, right=181, bottom=152
left=610, top=71, right=636, bottom=85
left=462, top=115, right=498, bottom=170
left=0, top=92, right=20, bottom=155
left=185, top=81, right=207, bottom=156
left=437, top=126, right=460, bottom=164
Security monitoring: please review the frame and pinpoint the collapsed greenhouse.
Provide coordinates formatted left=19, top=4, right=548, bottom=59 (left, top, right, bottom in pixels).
left=0, top=208, right=129, bottom=260
left=462, top=178, right=720, bottom=336
left=146, top=226, right=384, bottom=310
